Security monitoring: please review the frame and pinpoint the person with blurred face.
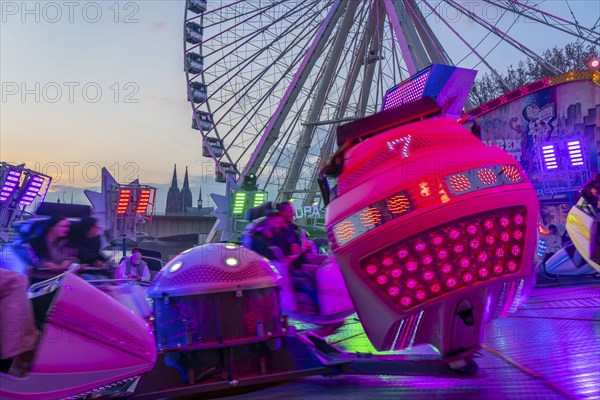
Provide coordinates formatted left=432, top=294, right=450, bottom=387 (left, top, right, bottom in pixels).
left=250, top=214, right=287, bottom=261
left=69, top=217, right=112, bottom=270
left=115, top=248, right=151, bottom=281
left=29, top=215, right=78, bottom=281
left=274, top=202, right=302, bottom=256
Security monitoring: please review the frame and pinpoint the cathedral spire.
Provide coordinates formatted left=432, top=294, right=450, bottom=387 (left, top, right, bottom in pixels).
left=170, top=164, right=179, bottom=190
left=197, top=183, right=203, bottom=209
left=181, top=166, right=193, bottom=211
left=166, top=164, right=183, bottom=213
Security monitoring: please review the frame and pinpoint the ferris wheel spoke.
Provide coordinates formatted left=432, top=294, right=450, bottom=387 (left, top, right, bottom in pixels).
left=205, top=4, right=326, bottom=161
left=419, top=0, right=510, bottom=92
left=204, top=0, right=326, bottom=119
left=482, top=0, right=599, bottom=43
left=442, top=0, right=562, bottom=75
left=202, top=0, right=316, bottom=61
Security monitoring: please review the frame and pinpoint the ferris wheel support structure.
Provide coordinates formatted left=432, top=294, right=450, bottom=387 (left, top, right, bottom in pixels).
left=240, top=0, right=349, bottom=181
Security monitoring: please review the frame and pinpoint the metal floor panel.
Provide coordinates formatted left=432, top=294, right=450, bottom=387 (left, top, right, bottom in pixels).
left=221, top=283, right=600, bottom=400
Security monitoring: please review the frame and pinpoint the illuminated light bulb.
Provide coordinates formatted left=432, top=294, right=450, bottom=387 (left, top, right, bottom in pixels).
left=513, top=214, right=524, bottom=225
left=224, top=257, right=239, bottom=267
left=169, top=261, right=183, bottom=272
left=485, top=235, right=495, bottom=245
left=459, top=257, right=470, bottom=268
left=477, top=252, right=488, bottom=262
left=438, top=250, right=448, bottom=259
left=423, top=271, right=434, bottom=281
left=470, top=239, right=480, bottom=249
left=406, top=261, right=418, bottom=272
left=397, top=249, right=409, bottom=258
left=415, top=242, right=426, bottom=251
left=365, top=264, right=378, bottom=275
left=400, top=296, right=412, bottom=307
left=432, top=236, right=443, bottom=245
left=391, top=268, right=402, bottom=278
left=388, top=286, right=400, bottom=297
left=513, top=230, right=523, bottom=240
left=415, top=290, right=426, bottom=300
left=493, top=264, right=503, bottom=274
left=511, top=245, right=521, bottom=256
left=406, top=279, right=417, bottom=289
left=462, top=272, right=474, bottom=283
left=422, top=255, right=433, bottom=265
left=500, top=216, right=510, bottom=227
left=430, top=283, right=441, bottom=293
left=446, top=277, right=458, bottom=288
left=495, top=248, right=506, bottom=258
left=500, top=232, right=510, bottom=242
left=449, top=229, right=460, bottom=239
left=454, top=244, right=464, bottom=253
left=376, top=275, right=388, bottom=285
left=483, top=219, right=495, bottom=230
left=442, top=263, right=452, bottom=274
left=466, top=224, right=478, bottom=235
left=382, top=257, right=394, bottom=267
left=478, top=267, right=489, bottom=278
left=507, top=261, right=518, bottom=272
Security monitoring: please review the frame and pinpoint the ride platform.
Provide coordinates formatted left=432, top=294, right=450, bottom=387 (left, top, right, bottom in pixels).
left=221, top=279, right=600, bottom=400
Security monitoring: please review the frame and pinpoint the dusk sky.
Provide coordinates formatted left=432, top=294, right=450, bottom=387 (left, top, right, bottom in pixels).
left=1, top=0, right=597, bottom=211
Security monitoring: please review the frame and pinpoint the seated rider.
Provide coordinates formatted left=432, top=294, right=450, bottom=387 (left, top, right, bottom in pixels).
left=28, top=215, right=79, bottom=282
left=578, top=175, right=599, bottom=263
left=115, top=248, right=151, bottom=281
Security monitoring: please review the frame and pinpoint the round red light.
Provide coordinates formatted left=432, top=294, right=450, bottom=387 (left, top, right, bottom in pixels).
left=513, top=214, right=524, bottom=225
left=446, top=277, right=458, bottom=288
left=485, top=235, right=495, bottom=245
left=500, top=216, right=510, bottom=227
left=406, top=279, right=417, bottom=289
left=470, top=239, right=480, bottom=249
left=478, top=252, right=488, bottom=262
left=391, top=268, right=402, bottom=278
left=388, top=286, right=400, bottom=297
left=430, top=283, right=441, bottom=293
left=432, top=236, right=443, bottom=245
left=415, top=242, right=426, bottom=251
left=366, top=264, right=378, bottom=275
left=511, top=245, right=521, bottom=256
left=467, top=224, right=478, bottom=235
left=449, top=229, right=460, bottom=239
left=397, top=249, right=409, bottom=258
left=460, top=257, right=470, bottom=268
left=454, top=244, right=464, bottom=253
left=507, top=261, right=518, bottom=272
left=590, top=58, right=600, bottom=68
left=442, top=263, right=452, bottom=274
left=483, top=219, right=494, bottom=230
left=513, top=230, right=523, bottom=240
left=478, top=267, right=489, bottom=278
left=438, top=250, right=448, bottom=259
left=382, top=257, right=394, bottom=267
left=493, top=264, right=503, bottom=274
left=501, top=232, right=510, bottom=242
left=406, top=261, right=418, bottom=272
left=376, top=275, right=388, bottom=285
left=462, top=272, right=473, bottom=283
left=400, top=296, right=412, bottom=307
left=423, top=271, right=434, bottom=281
left=416, top=290, right=426, bottom=300
left=496, top=248, right=506, bottom=258
left=422, top=255, right=433, bottom=265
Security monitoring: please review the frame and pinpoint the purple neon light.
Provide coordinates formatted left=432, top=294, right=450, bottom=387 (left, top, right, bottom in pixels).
left=541, top=145, right=558, bottom=170
left=567, top=140, right=584, bottom=166
left=0, top=169, right=22, bottom=202
left=382, top=71, right=430, bottom=111
left=18, top=175, right=45, bottom=206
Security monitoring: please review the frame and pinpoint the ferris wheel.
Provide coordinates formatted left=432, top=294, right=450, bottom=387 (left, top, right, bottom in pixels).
left=184, top=0, right=599, bottom=207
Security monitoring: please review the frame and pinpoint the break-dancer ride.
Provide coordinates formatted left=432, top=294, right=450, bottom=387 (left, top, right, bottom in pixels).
left=0, top=65, right=540, bottom=399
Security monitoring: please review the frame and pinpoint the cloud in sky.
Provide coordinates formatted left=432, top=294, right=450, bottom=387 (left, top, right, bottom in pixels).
left=148, top=21, right=167, bottom=32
